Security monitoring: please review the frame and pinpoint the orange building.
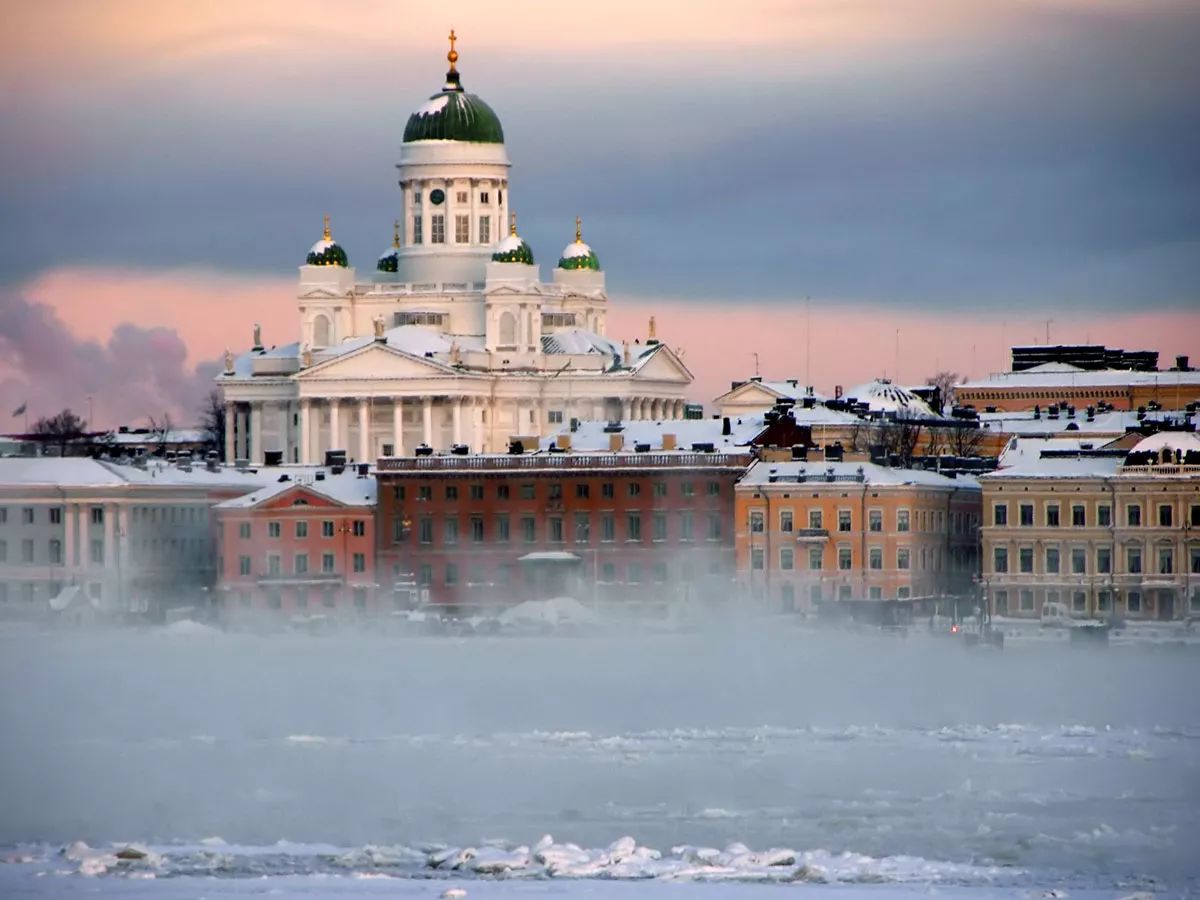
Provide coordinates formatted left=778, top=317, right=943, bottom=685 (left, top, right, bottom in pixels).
left=957, top=365, right=1200, bottom=413
left=214, top=471, right=378, bottom=617
left=735, top=461, right=981, bottom=613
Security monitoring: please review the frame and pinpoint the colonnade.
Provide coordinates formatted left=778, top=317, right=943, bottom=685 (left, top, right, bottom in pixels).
left=224, top=395, right=688, bottom=465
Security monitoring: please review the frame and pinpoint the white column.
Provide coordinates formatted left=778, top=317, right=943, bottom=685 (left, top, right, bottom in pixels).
left=249, top=402, right=264, bottom=465
left=392, top=398, right=405, bottom=456
left=622, top=398, right=632, bottom=422
left=357, top=398, right=370, bottom=463
left=329, top=400, right=341, bottom=453
left=422, top=397, right=433, bottom=447
left=278, top=401, right=290, bottom=463
left=63, top=501, right=75, bottom=574
left=73, top=505, right=85, bottom=567
left=452, top=397, right=463, bottom=446
left=235, top=406, right=248, bottom=460
left=103, top=502, right=116, bottom=571
left=299, top=399, right=312, bottom=465
left=470, top=399, right=482, bottom=453
left=223, top=403, right=235, bottom=462
left=469, top=178, right=479, bottom=246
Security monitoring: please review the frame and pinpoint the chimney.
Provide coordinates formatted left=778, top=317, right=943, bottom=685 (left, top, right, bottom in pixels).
left=662, top=433, right=677, bottom=450
left=608, top=432, right=623, bottom=452
left=556, top=433, right=571, bottom=451
left=1177, top=354, right=1190, bottom=371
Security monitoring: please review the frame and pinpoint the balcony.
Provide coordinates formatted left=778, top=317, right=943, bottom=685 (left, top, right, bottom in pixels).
left=795, top=528, right=829, bottom=541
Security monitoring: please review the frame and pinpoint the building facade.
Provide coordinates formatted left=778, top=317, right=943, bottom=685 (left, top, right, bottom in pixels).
left=374, top=451, right=750, bottom=610
left=217, top=35, right=692, bottom=465
left=735, top=461, right=981, bottom=613
left=980, top=432, right=1200, bottom=620
left=214, top=474, right=378, bottom=617
left=957, top=363, right=1200, bottom=413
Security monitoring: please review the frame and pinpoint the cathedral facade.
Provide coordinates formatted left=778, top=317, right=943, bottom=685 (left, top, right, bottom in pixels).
left=218, top=34, right=693, bottom=465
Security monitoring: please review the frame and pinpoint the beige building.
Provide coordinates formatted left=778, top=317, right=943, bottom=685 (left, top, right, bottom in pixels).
left=980, top=432, right=1200, bottom=620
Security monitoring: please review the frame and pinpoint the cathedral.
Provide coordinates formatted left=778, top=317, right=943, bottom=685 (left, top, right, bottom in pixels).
left=218, top=33, right=694, bottom=464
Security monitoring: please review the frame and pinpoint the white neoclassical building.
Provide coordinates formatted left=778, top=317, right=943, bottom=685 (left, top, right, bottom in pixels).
left=218, top=34, right=693, bottom=465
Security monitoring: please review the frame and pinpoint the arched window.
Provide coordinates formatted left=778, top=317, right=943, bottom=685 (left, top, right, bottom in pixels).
left=313, top=314, right=331, bottom=348
left=498, top=310, right=516, bottom=346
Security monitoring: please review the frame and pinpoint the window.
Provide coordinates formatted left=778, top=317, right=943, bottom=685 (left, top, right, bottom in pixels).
left=419, top=486, right=433, bottom=501
left=599, top=562, right=616, bottom=582
left=549, top=517, right=564, bottom=543
left=1072, top=591, right=1087, bottom=613
left=681, top=482, right=695, bottom=498
left=575, top=483, right=590, bottom=499
left=707, top=481, right=720, bottom=496
left=49, top=539, right=62, bottom=564
left=353, top=553, right=366, bottom=573
left=417, top=564, right=432, bottom=586
left=628, top=482, right=642, bottom=497
left=1127, top=590, right=1142, bottom=613
left=1071, top=548, right=1087, bottom=574
left=548, top=483, right=563, bottom=501
left=496, top=515, right=510, bottom=543
left=239, top=555, right=251, bottom=575
left=627, top=562, right=642, bottom=583
left=1126, top=546, right=1142, bottom=574
left=1045, top=547, right=1060, bottom=574
left=521, top=516, right=536, bottom=543
left=49, top=507, right=62, bottom=525
left=838, top=585, right=852, bottom=601
left=707, top=514, right=722, bottom=540
left=993, top=504, right=1007, bottom=526
left=808, top=547, right=823, bottom=570
left=869, top=547, right=882, bottom=570
left=627, top=513, right=642, bottom=542
left=653, top=512, right=667, bottom=541
left=1158, top=548, right=1174, bottom=575
left=479, top=215, right=490, bottom=243
left=993, top=590, right=1009, bottom=615
left=431, top=214, right=445, bottom=243
left=239, top=522, right=251, bottom=540
left=480, top=191, right=490, bottom=204
left=602, top=482, right=615, bottom=499
left=1019, top=547, right=1033, bottom=573
left=838, top=510, right=851, bottom=532
left=445, top=562, right=457, bottom=585
left=809, top=509, right=823, bottom=530
left=751, top=548, right=765, bottom=570
left=1158, top=504, right=1173, bottom=527
left=352, top=520, right=366, bottom=537
left=1192, top=504, right=1200, bottom=527
left=868, top=509, right=882, bottom=532
left=750, top=511, right=764, bottom=533
left=1097, top=590, right=1111, bottom=612
left=520, top=484, right=535, bottom=500
left=419, top=517, right=433, bottom=544
left=1191, top=547, right=1200, bottom=574
left=601, top=514, right=615, bottom=542
left=91, top=506, right=104, bottom=525
left=497, top=484, right=510, bottom=500
left=446, top=485, right=459, bottom=501
left=838, top=547, right=852, bottom=570
left=1019, top=504, right=1033, bottom=527
left=295, top=521, right=308, bottom=538
left=780, top=548, right=794, bottom=570
left=897, top=548, right=910, bottom=570
left=322, top=552, right=336, bottom=573
left=90, top=539, right=103, bottom=564
left=268, top=555, right=281, bottom=576
left=470, top=484, right=484, bottom=501
left=470, top=516, right=485, bottom=543
left=443, top=518, right=458, bottom=545
left=993, top=547, right=1008, bottom=573
left=810, top=584, right=823, bottom=604
left=574, top=513, right=590, bottom=543
left=1046, top=504, right=1060, bottom=527
left=1098, top=504, right=1112, bottom=527
left=548, top=410, right=564, bottom=424
left=268, top=521, right=281, bottom=538
left=898, top=509, right=911, bottom=532
left=294, top=553, right=309, bottom=575
left=1072, top=504, right=1086, bottom=527
left=680, top=511, right=694, bottom=541
left=1019, top=589, right=1034, bottom=612
left=779, top=509, right=793, bottom=533
left=868, top=586, right=882, bottom=600
left=392, top=516, right=407, bottom=542
left=653, top=481, right=668, bottom=498
left=780, top=583, right=795, bottom=612
left=1127, top=505, right=1142, bottom=527
left=323, top=520, right=335, bottom=538
left=1097, top=546, right=1112, bottom=574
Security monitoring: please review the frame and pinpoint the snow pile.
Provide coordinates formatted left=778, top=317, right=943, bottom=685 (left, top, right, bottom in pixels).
left=497, top=597, right=600, bottom=629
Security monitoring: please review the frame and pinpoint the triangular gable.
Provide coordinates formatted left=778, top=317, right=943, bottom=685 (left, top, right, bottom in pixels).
left=299, top=288, right=347, bottom=300
left=296, top=342, right=456, bottom=381
left=629, top=344, right=694, bottom=384
left=255, top=483, right=352, bottom=511
left=712, top=380, right=789, bottom=407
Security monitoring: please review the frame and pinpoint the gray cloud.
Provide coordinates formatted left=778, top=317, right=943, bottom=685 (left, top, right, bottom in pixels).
left=1, top=2, right=1197, bottom=312
left=0, top=287, right=218, bottom=430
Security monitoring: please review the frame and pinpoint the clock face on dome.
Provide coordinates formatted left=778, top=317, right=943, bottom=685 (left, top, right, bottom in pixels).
left=429, top=189, right=446, bottom=206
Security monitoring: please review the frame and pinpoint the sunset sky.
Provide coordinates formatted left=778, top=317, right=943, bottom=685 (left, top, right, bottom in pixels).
left=2, top=0, right=1198, bottom=427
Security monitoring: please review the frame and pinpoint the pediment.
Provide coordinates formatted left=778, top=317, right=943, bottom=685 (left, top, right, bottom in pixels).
left=299, top=288, right=346, bottom=300
left=631, top=345, right=694, bottom=384
left=714, top=381, right=784, bottom=405
left=298, top=343, right=452, bottom=381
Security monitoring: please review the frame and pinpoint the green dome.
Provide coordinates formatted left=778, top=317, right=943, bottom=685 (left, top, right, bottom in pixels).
left=306, top=216, right=348, bottom=267
left=377, top=247, right=399, bottom=273
left=559, top=240, right=600, bottom=271
left=491, top=232, right=534, bottom=265
left=403, top=71, right=504, bottom=144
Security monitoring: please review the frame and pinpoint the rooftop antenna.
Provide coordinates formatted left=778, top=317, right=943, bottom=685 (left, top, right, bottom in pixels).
left=1044, top=318, right=1054, bottom=344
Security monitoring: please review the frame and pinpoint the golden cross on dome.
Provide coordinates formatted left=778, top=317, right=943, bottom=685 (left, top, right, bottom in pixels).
left=510, top=211, right=517, bottom=236
left=322, top=214, right=331, bottom=241
left=447, top=29, right=458, bottom=73
left=575, top=216, right=583, bottom=243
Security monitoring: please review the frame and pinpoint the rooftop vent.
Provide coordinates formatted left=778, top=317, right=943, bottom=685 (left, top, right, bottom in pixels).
left=314, top=471, right=326, bottom=481
left=415, top=444, right=434, bottom=457
left=358, top=462, right=370, bottom=476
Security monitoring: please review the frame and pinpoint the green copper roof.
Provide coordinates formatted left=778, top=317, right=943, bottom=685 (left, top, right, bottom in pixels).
left=559, top=241, right=600, bottom=271
left=492, top=232, right=534, bottom=265
left=403, top=71, right=504, bottom=144
left=306, top=239, right=347, bottom=267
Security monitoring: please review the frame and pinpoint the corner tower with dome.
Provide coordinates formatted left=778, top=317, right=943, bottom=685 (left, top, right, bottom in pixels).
left=217, top=32, right=693, bottom=465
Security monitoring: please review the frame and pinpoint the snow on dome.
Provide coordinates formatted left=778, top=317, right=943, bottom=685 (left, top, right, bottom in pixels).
left=1125, top=430, right=1200, bottom=466
left=844, top=379, right=935, bottom=418
left=558, top=218, right=601, bottom=270
left=491, top=232, right=534, bottom=265
left=414, top=94, right=450, bottom=117
left=305, top=216, right=348, bottom=267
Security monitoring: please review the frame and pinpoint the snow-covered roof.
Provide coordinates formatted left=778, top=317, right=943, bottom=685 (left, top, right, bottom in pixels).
left=844, top=379, right=937, bottom=418
left=1128, top=430, right=1200, bottom=457
left=984, top=437, right=1123, bottom=479
left=960, top=367, right=1200, bottom=389
left=215, top=470, right=377, bottom=509
left=542, top=414, right=765, bottom=452
left=105, top=428, right=208, bottom=445
left=560, top=241, right=593, bottom=260
left=0, top=457, right=289, bottom=492
left=0, top=458, right=129, bottom=487
left=740, top=460, right=979, bottom=489
left=977, top=408, right=1174, bottom=436
left=540, top=328, right=622, bottom=359
left=713, top=379, right=824, bottom=405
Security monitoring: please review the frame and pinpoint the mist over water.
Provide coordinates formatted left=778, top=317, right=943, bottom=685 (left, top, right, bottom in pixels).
left=2, top=626, right=1199, bottom=890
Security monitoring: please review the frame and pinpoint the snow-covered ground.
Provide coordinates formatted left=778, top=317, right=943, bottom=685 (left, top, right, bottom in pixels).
left=1, top=626, right=1197, bottom=896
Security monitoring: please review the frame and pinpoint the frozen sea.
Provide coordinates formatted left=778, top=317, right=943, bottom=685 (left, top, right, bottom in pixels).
left=1, top=623, right=1198, bottom=897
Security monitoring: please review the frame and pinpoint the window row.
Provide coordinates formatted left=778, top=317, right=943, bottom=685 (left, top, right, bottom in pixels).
left=392, top=480, right=723, bottom=503
left=992, top=586, right=1200, bottom=616
left=411, top=214, right=492, bottom=246
left=748, top=506, right=974, bottom=534
left=750, top=544, right=966, bottom=573
left=231, top=519, right=367, bottom=540
left=992, top=500, right=1200, bottom=529
left=237, top=552, right=368, bottom=577
left=991, top=544, right=1200, bottom=575
left=396, top=511, right=725, bottom=545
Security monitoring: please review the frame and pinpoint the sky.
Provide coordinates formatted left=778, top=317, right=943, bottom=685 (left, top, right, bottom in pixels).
left=1, top=0, right=1198, bottom=427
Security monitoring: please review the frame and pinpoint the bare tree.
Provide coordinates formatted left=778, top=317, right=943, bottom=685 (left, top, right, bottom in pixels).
left=924, top=426, right=951, bottom=457
left=871, top=421, right=923, bottom=465
left=198, top=388, right=227, bottom=458
left=946, top=423, right=985, bottom=457
left=30, top=408, right=88, bottom=457
left=925, top=371, right=960, bottom=414
left=147, top=412, right=174, bottom=456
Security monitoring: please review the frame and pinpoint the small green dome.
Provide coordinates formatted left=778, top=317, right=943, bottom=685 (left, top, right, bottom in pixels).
left=403, top=70, right=504, bottom=144
left=306, top=216, right=348, bottom=267
left=377, top=221, right=401, bottom=272
left=491, top=232, right=534, bottom=265
left=557, top=218, right=600, bottom=270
